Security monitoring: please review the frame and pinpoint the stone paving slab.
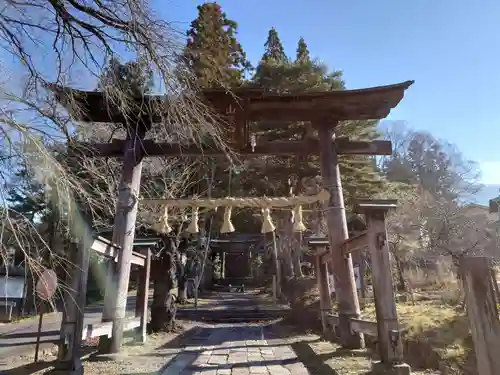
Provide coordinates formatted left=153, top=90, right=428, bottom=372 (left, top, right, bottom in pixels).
left=160, top=324, right=309, bottom=375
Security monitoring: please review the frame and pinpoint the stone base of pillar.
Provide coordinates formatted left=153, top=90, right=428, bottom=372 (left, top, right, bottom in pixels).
left=371, top=361, right=411, bottom=375
left=337, top=313, right=365, bottom=349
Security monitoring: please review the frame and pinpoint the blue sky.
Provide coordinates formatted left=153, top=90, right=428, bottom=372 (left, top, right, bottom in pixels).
left=161, top=0, right=500, bottom=185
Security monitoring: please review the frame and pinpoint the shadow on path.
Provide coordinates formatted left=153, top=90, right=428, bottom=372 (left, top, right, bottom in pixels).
left=132, top=322, right=369, bottom=375
left=0, top=347, right=95, bottom=375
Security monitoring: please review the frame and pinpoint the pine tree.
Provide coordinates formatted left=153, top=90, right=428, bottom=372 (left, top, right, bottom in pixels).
left=253, top=27, right=289, bottom=90
left=246, top=37, right=385, bottom=209
left=262, top=28, right=288, bottom=63
left=239, top=36, right=388, bottom=282
left=6, top=163, right=48, bottom=221
left=295, top=38, right=310, bottom=64
left=98, top=56, right=154, bottom=96
left=183, top=2, right=250, bottom=88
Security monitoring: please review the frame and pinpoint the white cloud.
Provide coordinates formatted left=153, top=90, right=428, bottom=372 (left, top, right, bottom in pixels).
left=481, top=161, right=500, bottom=185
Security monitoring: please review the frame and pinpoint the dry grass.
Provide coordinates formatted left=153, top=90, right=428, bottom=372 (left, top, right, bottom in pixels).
left=363, top=302, right=468, bottom=352
left=359, top=298, right=471, bottom=371
left=327, top=265, right=472, bottom=371
left=362, top=266, right=471, bottom=368
left=406, top=264, right=458, bottom=292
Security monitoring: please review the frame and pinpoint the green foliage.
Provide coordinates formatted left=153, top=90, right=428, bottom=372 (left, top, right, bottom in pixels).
left=261, top=27, right=288, bottom=64
left=6, top=162, right=48, bottom=221
left=295, top=38, right=310, bottom=64
left=98, top=56, right=154, bottom=96
left=240, top=33, right=385, bottom=209
left=183, top=2, right=251, bottom=88
left=253, top=28, right=289, bottom=89
left=178, top=3, right=252, bottom=207
left=86, top=254, right=105, bottom=304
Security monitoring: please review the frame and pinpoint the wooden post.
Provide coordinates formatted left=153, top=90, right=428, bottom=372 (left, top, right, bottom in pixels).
left=102, top=121, right=147, bottom=353
left=194, top=275, right=199, bottom=309
left=221, top=251, right=226, bottom=279
left=271, top=231, right=281, bottom=298
left=135, top=248, right=151, bottom=343
left=316, top=248, right=332, bottom=335
left=460, top=257, right=500, bottom=375
left=272, top=275, right=277, bottom=305
left=34, top=301, right=45, bottom=362
left=55, top=239, right=91, bottom=373
left=316, top=123, right=363, bottom=349
left=357, top=200, right=410, bottom=375
left=98, top=260, right=117, bottom=353
left=358, top=251, right=367, bottom=301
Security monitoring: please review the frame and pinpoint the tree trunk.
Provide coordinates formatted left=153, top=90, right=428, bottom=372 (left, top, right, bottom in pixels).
left=455, top=259, right=467, bottom=310
left=149, top=238, right=177, bottom=333
left=176, top=248, right=188, bottom=304
left=278, top=230, right=294, bottom=279
left=292, top=233, right=304, bottom=278
left=394, top=254, right=407, bottom=292
left=177, top=276, right=187, bottom=304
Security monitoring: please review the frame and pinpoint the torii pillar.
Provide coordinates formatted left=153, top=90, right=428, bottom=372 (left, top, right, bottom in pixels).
left=315, top=121, right=364, bottom=349
left=312, top=81, right=413, bottom=349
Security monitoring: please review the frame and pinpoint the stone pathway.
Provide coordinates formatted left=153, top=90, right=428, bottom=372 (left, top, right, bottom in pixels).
left=160, top=324, right=310, bottom=375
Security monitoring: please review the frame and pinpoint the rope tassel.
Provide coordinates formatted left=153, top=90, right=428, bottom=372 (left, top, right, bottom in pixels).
left=186, top=207, right=199, bottom=234
left=293, top=205, right=307, bottom=232
left=154, top=206, right=172, bottom=234
left=220, top=206, right=235, bottom=233
left=261, top=207, right=276, bottom=233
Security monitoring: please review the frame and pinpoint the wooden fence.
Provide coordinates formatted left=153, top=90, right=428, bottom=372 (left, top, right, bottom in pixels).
left=54, top=236, right=152, bottom=372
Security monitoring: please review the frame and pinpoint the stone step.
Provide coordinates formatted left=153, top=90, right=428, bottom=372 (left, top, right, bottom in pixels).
left=176, top=307, right=290, bottom=323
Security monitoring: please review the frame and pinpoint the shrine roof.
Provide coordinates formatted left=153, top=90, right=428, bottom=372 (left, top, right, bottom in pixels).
left=47, top=80, right=414, bottom=123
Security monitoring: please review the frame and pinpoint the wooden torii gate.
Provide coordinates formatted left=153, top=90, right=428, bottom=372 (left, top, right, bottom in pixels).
left=49, top=80, right=413, bottom=352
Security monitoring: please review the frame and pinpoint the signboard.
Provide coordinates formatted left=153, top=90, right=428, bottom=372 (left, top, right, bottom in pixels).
left=0, top=276, right=25, bottom=299
left=35, top=269, right=58, bottom=301
left=328, top=266, right=362, bottom=292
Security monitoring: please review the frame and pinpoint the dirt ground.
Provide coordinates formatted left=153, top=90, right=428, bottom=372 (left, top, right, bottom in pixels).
left=0, top=320, right=442, bottom=375
left=0, top=320, right=198, bottom=375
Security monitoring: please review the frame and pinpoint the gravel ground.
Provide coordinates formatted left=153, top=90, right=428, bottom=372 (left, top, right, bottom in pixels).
left=0, top=320, right=199, bottom=375
left=271, top=324, right=441, bottom=375
left=1, top=321, right=443, bottom=375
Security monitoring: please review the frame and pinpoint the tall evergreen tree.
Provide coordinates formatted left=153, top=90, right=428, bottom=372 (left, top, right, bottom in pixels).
left=245, top=36, right=384, bottom=209
left=262, top=27, right=288, bottom=63
left=295, top=38, right=310, bottom=64
left=253, top=28, right=289, bottom=90
left=6, top=162, right=48, bottom=222
left=183, top=2, right=250, bottom=88
left=238, top=36, right=388, bottom=282
left=98, top=56, right=154, bottom=96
